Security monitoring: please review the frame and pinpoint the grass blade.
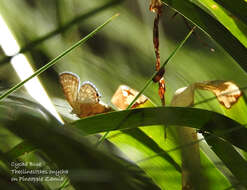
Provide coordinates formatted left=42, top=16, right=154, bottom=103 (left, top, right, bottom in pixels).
left=205, top=134, right=247, bottom=188
left=96, top=26, right=195, bottom=146
left=0, top=13, right=119, bottom=101
left=0, top=0, right=123, bottom=66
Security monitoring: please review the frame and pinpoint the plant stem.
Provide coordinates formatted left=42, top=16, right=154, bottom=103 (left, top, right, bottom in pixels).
left=96, top=26, right=195, bottom=147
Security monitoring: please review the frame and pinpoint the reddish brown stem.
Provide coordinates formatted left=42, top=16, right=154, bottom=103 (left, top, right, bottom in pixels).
left=153, top=13, right=161, bottom=71
left=150, top=0, right=165, bottom=106
left=153, top=12, right=165, bottom=106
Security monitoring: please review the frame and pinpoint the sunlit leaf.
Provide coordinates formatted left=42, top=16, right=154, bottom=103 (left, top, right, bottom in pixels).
left=161, top=0, right=247, bottom=72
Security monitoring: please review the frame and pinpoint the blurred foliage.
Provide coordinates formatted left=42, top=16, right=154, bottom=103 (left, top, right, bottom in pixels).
left=0, top=0, right=247, bottom=189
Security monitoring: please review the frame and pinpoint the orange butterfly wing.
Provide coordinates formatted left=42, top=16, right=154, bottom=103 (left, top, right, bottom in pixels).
left=60, top=72, right=111, bottom=118
left=77, top=82, right=109, bottom=117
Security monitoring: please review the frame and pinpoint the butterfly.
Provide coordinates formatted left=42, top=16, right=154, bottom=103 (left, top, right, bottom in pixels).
left=59, top=72, right=111, bottom=118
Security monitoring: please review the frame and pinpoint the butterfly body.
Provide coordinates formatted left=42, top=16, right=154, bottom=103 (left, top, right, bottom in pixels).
left=59, top=72, right=111, bottom=118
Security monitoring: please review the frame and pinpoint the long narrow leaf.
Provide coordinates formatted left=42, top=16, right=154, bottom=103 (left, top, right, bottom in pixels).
left=205, top=134, right=247, bottom=188
left=73, top=107, right=247, bottom=152
left=0, top=13, right=119, bottom=101
left=96, top=27, right=195, bottom=146
left=161, top=0, right=247, bottom=72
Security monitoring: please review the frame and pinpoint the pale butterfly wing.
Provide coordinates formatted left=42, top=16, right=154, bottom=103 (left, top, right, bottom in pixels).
left=60, top=72, right=110, bottom=118
left=59, top=72, right=79, bottom=109
left=77, top=81, right=100, bottom=104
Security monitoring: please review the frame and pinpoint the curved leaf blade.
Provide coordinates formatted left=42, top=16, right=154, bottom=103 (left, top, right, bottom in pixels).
left=73, top=107, right=247, bottom=152
left=205, top=134, right=247, bottom=188
left=161, top=0, right=247, bottom=72
left=5, top=114, right=161, bottom=190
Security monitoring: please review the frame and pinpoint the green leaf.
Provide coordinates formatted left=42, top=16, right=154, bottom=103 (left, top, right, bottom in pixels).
left=2, top=95, right=232, bottom=189
left=0, top=13, right=119, bottom=101
left=161, top=0, right=247, bottom=72
left=73, top=107, right=247, bottom=152
left=0, top=94, right=61, bottom=159
left=194, top=0, right=247, bottom=48
left=5, top=140, right=36, bottom=160
left=0, top=94, right=161, bottom=190
left=97, top=26, right=195, bottom=146
left=0, top=0, right=124, bottom=66
left=205, top=134, right=247, bottom=188
left=0, top=151, right=48, bottom=190
left=72, top=106, right=245, bottom=189
left=4, top=114, right=161, bottom=190
left=170, top=80, right=247, bottom=188
left=212, top=0, right=247, bottom=25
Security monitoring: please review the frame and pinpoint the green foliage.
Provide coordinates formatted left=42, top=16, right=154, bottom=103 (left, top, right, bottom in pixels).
left=0, top=0, right=247, bottom=189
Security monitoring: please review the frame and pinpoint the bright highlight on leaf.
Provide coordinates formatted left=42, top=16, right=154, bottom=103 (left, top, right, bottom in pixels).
left=211, top=4, right=218, bottom=9
left=111, top=85, right=148, bottom=110
left=171, top=85, right=195, bottom=107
